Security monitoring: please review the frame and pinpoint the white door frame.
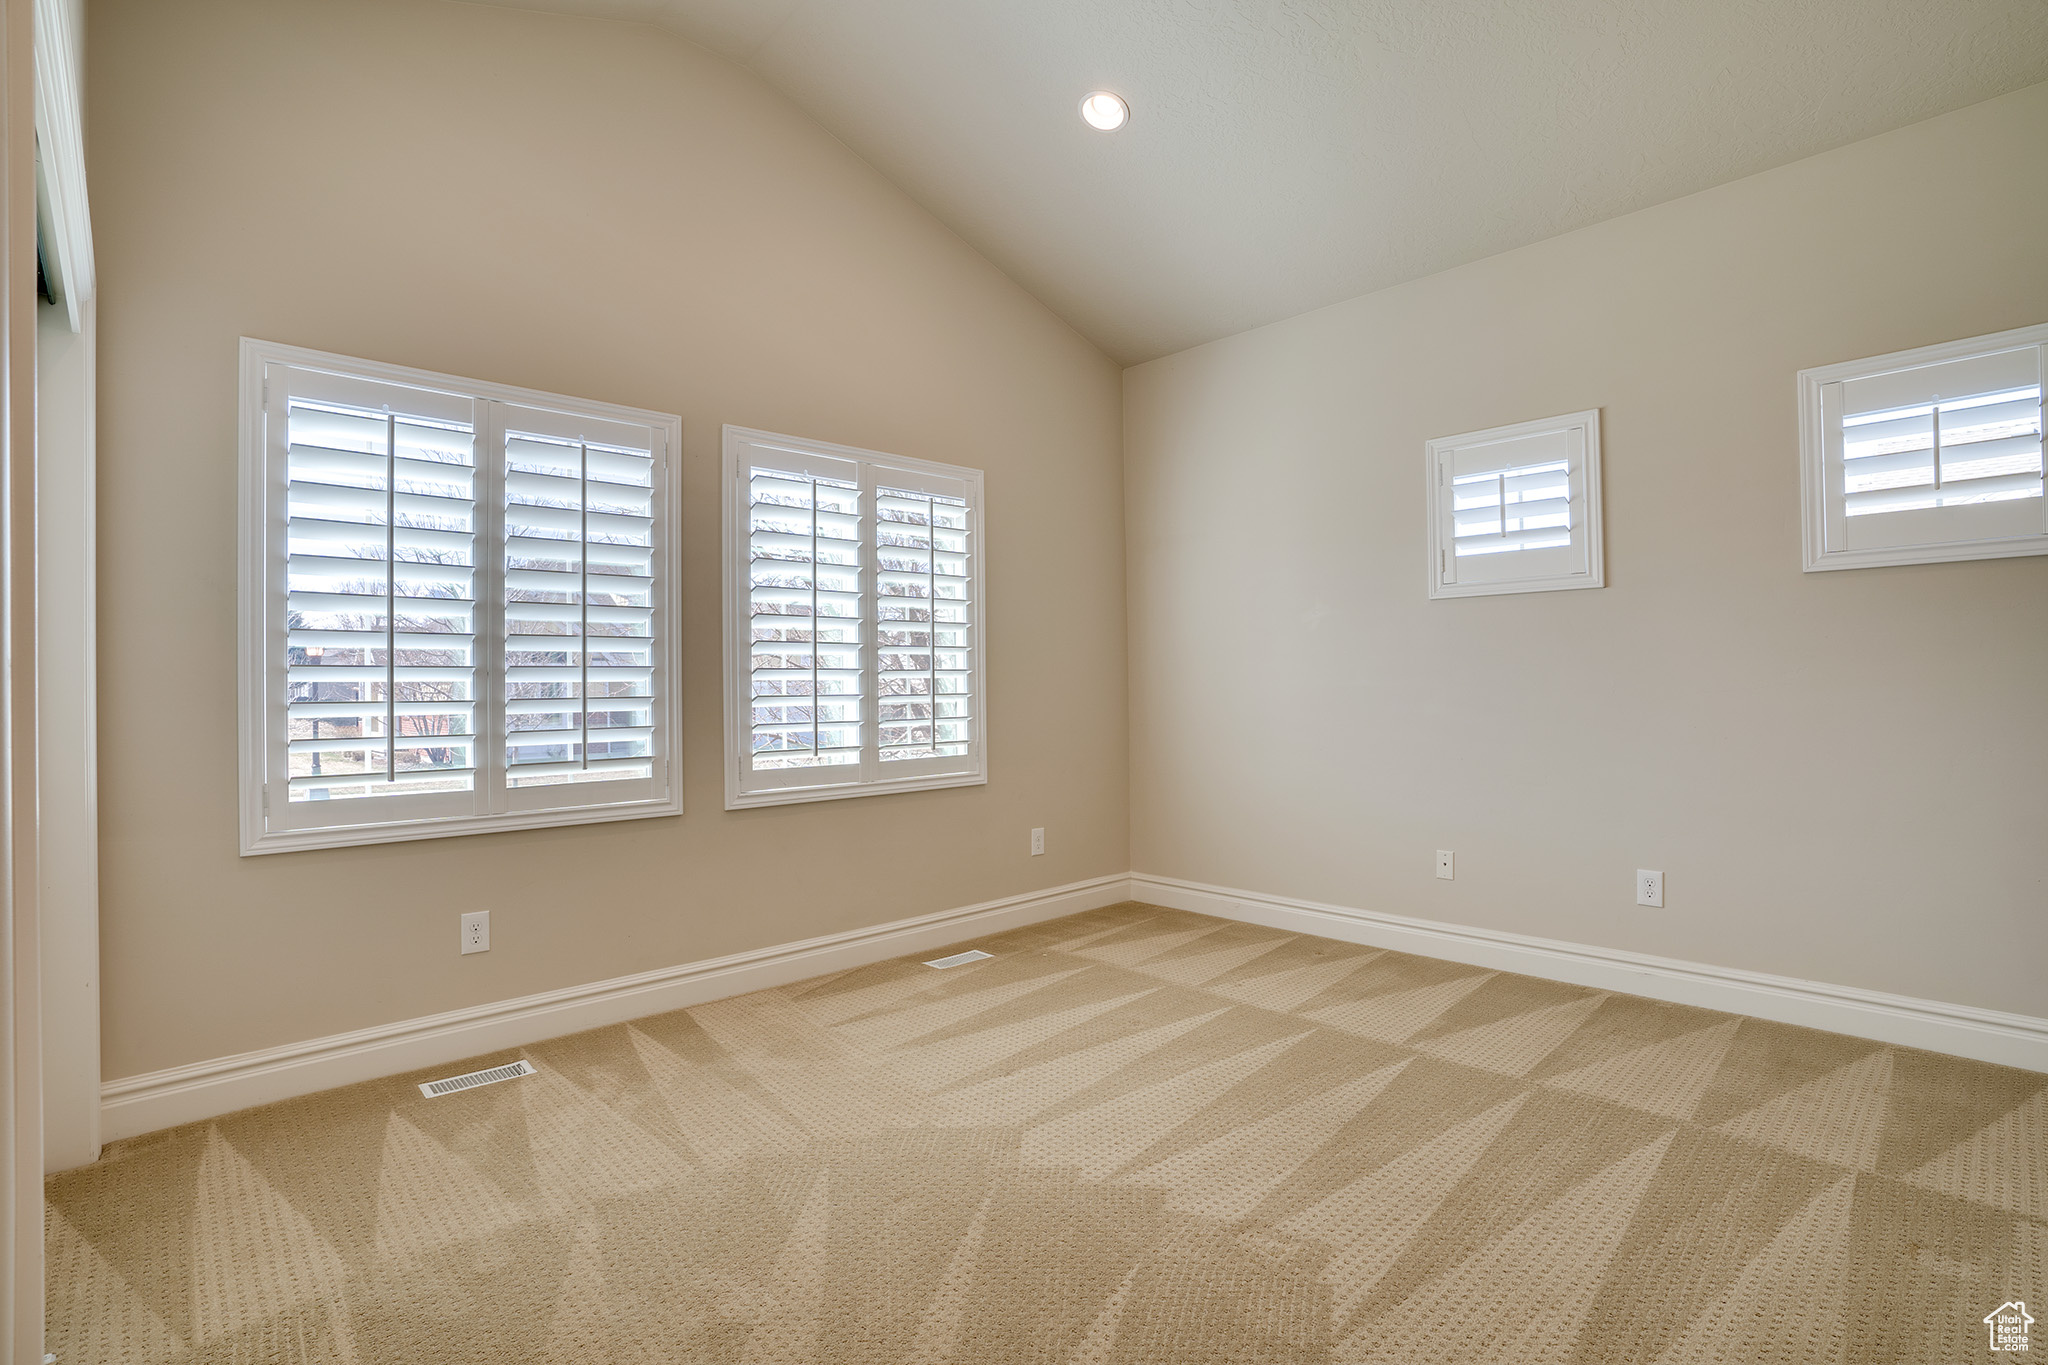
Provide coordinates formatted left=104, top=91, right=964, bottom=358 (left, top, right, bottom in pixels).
left=2, top=0, right=42, bottom=1347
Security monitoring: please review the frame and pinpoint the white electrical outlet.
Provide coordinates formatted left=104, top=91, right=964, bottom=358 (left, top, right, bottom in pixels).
left=1030, top=827, right=1045, bottom=856
left=1436, top=850, right=1454, bottom=880
left=1636, top=870, right=1664, bottom=908
left=461, top=910, right=490, bottom=954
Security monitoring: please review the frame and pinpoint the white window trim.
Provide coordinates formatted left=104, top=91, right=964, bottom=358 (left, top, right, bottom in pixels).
left=1425, top=409, right=1604, bottom=599
left=1799, top=322, right=2048, bottom=572
left=722, top=425, right=988, bottom=810
left=237, top=338, right=683, bottom=855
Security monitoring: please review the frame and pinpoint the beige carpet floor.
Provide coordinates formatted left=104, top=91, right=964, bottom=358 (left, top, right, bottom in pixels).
left=46, top=902, right=2048, bottom=1363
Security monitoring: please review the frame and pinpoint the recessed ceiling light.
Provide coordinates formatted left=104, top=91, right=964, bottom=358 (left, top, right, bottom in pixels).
left=1079, top=91, right=1129, bottom=132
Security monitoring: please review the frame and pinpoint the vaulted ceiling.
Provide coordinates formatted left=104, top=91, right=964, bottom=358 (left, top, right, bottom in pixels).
left=482, top=0, right=2048, bottom=363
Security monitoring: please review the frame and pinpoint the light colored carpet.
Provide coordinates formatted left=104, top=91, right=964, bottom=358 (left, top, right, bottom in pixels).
left=46, top=902, right=2048, bottom=1363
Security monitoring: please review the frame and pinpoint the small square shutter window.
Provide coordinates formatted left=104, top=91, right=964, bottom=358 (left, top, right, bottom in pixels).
left=1801, top=323, right=2047, bottom=571
left=724, top=426, right=986, bottom=808
left=241, top=339, right=680, bottom=854
left=1426, top=410, right=1604, bottom=598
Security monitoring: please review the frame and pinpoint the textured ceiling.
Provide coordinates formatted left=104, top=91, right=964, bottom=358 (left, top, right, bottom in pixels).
left=480, top=0, right=2048, bottom=363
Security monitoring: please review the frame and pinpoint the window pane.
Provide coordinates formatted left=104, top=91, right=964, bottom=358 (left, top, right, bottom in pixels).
left=503, top=428, right=659, bottom=790
left=749, top=468, right=866, bottom=771
left=285, top=395, right=477, bottom=803
left=876, top=485, right=973, bottom=762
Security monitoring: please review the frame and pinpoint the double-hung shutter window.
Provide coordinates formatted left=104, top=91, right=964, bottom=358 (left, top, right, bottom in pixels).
left=1800, top=324, right=2048, bottom=570
left=240, top=339, right=679, bottom=854
left=723, top=426, right=986, bottom=808
left=1425, top=410, right=1604, bottom=598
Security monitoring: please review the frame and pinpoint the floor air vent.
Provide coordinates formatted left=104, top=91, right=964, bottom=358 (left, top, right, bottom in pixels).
left=924, top=948, right=993, bottom=969
left=419, top=1059, right=535, bottom=1098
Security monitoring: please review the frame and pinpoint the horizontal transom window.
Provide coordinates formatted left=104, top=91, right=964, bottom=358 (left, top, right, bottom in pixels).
left=1801, top=323, right=2048, bottom=570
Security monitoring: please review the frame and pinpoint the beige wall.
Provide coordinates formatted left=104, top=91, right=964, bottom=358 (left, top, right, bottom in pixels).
left=90, top=0, right=1128, bottom=1080
left=1125, top=83, right=2048, bottom=1017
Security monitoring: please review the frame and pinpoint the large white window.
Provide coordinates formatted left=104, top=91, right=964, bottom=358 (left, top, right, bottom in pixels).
left=723, top=426, right=985, bottom=808
left=1800, top=323, right=2047, bottom=571
left=1425, top=410, right=1603, bottom=599
left=238, top=339, right=680, bottom=854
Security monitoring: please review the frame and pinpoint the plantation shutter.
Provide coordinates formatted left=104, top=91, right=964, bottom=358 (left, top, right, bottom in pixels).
left=497, top=403, right=669, bottom=809
left=873, top=471, right=976, bottom=773
left=270, top=365, right=482, bottom=829
left=726, top=427, right=985, bottom=806
left=740, top=445, right=868, bottom=790
left=1434, top=420, right=1592, bottom=591
left=1823, top=344, right=2046, bottom=554
left=244, top=340, right=679, bottom=853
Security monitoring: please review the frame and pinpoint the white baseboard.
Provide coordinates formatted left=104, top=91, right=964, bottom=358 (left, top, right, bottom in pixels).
left=93, top=866, right=2046, bottom=1149
left=97, top=874, right=1133, bottom=1145
left=1133, top=873, right=2048, bottom=1074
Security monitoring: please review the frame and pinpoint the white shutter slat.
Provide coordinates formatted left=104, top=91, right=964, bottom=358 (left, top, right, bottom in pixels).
left=505, top=563, right=582, bottom=587
left=1454, top=524, right=1577, bottom=555
left=508, top=697, right=650, bottom=717
left=286, top=629, right=472, bottom=652
left=505, top=502, right=652, bottom=542
left=1846, top=430, right=2040, bottom=475
left=506, top=597, right=648, bottom=617
left=506, top=664, right=655, bottom=682
left=285, top=589, right=478, bottom=616
left=291, top=699, right=474, bottom=718
left=287, top=480, right=475, bottom=525
left=753, top=663, right=864, bottom=679
left=1840, top=349, right=2039, bottom=421
left=1845, top=471, right=2044, bottom=516
left=1452, top=496, right=1571, bottom=534
left=288, top=448, right=474, bottom=494
left=290, top=733, right=476, bottom=755
left=288, top=664, right=475, bottom=683
left=288, top=553, right=475, bottom=587
left=751, top=590, right=861, bottom=609
left=506, top=532, right=651, bottom=564
left=1935, top=431, right=2044, bottom=465
left=285, top=771, right=476, bottom=795
left=506, top=436, right=651, bottom=484
left=288, top=520, right=474, bottom=556
left=508, top=473, right=654, bottom=518
left=506, top=724, right=655, bottom=748
left=750, top=527, right=862, bottom=555
left=501, top=756, right=660, bottom=780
